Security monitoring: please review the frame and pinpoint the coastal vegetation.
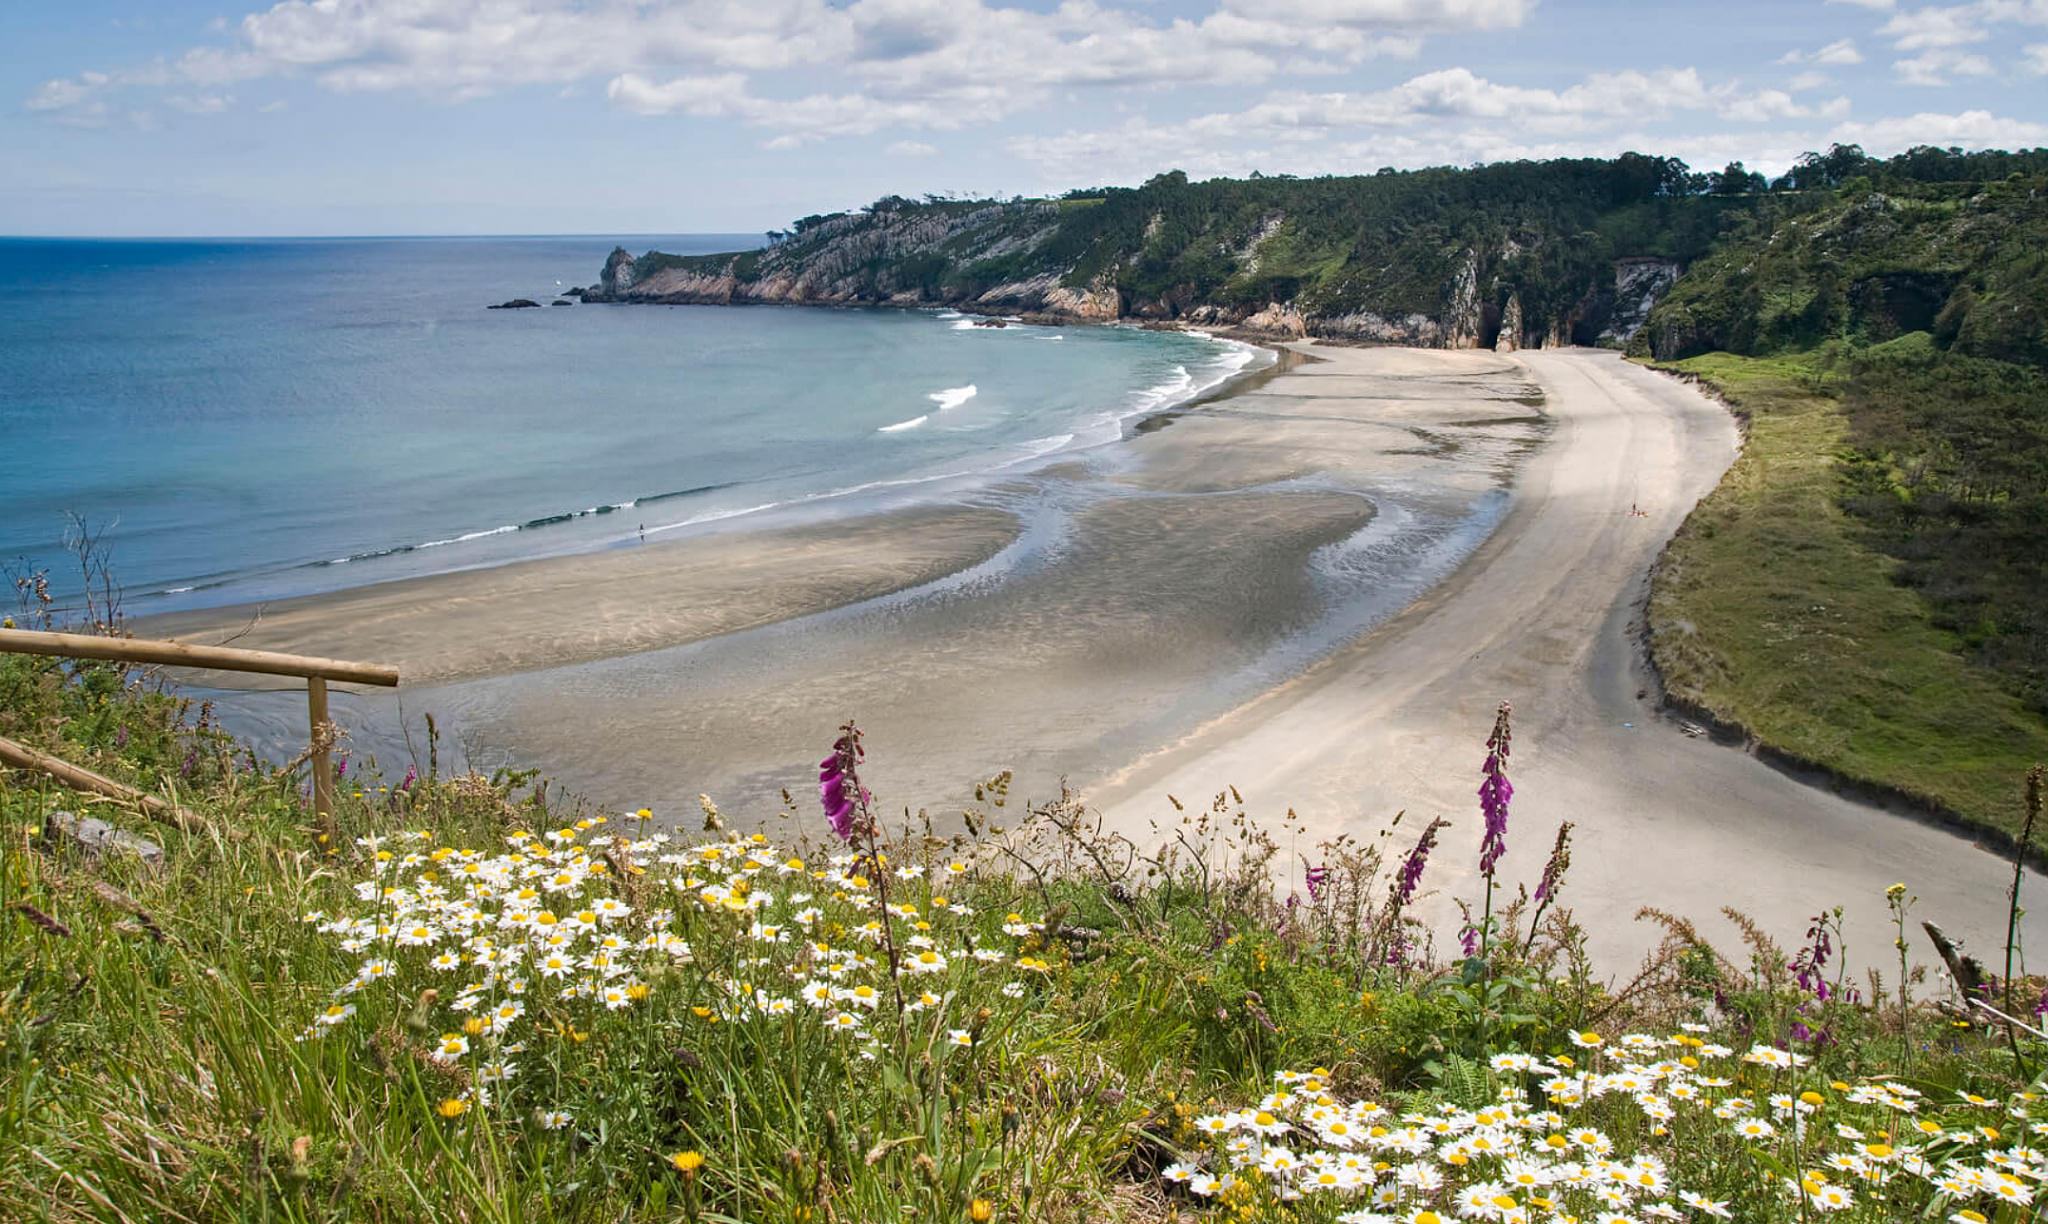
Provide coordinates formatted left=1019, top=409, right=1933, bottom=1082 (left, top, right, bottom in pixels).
left=595, top=154, right=1761, bottom=345
left=7, top=635, right=2048, bottom=1222
left=1643, top=350, right=2048, bottom=838
left=1640, top=152, right=2048, bottom=839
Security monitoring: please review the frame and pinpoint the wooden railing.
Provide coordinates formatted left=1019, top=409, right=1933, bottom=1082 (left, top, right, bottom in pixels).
left=0, top=628, right=399, bottom=823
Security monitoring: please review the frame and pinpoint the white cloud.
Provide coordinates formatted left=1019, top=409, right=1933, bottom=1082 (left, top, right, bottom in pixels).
left=1881, top=6, right=1992, bottom=49
left=20, top=0, right=1542, bottom=147
left=605, top=72, right=747, bottom=118
left=2028, top=42, right=2048, bottom=71
left=26, top=72, right=110, bottom=111
left=1217, top=0, right=1533, bottom=29
left=1894, top=46, right=1995, bottom=83
left=1778, top=38, right=1864, bottom=65
left=1829, top=0, right=1895, bottom=8
left=886, top=139, right=938, bottom=156
left=1006, top=65, right=1877, bottom=185
left=1829, top=107, right=2048, bottom=150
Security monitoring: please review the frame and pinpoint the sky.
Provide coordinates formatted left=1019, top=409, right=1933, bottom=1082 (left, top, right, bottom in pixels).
left=5, top=0, right=2047, bottom=236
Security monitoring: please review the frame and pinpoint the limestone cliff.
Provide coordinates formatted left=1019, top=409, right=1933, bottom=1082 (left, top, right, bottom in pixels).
left=583, top=158, right=1732, bottom=348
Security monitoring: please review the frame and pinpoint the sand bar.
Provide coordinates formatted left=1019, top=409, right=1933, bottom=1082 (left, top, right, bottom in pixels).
left=138, top=505, right=1021, bottom=686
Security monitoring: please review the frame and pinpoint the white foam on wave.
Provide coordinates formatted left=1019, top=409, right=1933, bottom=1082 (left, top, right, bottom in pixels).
left=878, top=414, right=929, bottom=433
left=935, top=310, right=964, bottom=320
left=624, top=332, right=1266, bottom=550
left=643, top=502, right=788, bottom=538
left=949, top=319, right=978, bottom=331
left=422, top=523, right=519, bottom=550
left=928, top=384, right=977, bottom=411
left=1006, top=433, right=1075, bottom=463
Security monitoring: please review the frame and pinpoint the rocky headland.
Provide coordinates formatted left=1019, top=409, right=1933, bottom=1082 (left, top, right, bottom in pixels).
left=576, top=159, right=1727, bottom=351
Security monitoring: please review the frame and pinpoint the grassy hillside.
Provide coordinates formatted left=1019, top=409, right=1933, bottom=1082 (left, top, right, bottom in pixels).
left=8, top=651, right=2048, bottom=1221
left=1637, top=151, right=2048, bottom=838
left=1646, top=351, right=2048, bottom=837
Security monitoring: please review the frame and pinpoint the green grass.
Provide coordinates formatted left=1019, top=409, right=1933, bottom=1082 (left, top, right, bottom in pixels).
left=8, top=652, right=2048, bottom=1222
left=1644, top=350, right=2048, bottom=838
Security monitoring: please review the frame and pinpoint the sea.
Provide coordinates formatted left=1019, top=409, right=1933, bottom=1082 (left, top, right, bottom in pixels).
left=0, top=236, right=1254, bottom=613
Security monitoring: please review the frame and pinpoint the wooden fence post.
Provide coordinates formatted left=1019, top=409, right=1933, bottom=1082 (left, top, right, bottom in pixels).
left=0, top=629, right=396, bottom=834
left=307, top=676, right=335, bottom=825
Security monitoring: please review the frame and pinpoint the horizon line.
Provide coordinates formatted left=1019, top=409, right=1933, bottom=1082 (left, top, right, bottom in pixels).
left=0, top=231, right=772, bottom=243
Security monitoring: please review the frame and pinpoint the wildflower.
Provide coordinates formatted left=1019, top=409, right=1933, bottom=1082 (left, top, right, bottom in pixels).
left=1477, top=701, right=1513, bottom=877
left=1742, top=1044, right=1806, bottom=1069
left=316, top=1002, right=356, bottom=1026
left=541, top=1110, right=572, bottom=1130
left=948, top=1029, right=973, bottom=1048
left=1393, top=817, right=1452, bottom=908
left=437, top=1097, right=469, bottom=1119
left=431, top=1033, right=470, bottom=1064
left=670, top=1150, right=705, bottom=1176
left=1533, top=820, right=1573, bottom=906
left=818, top=725, right=868, bottom=842
left=1305, top=862, right=1329, bottom=902
left=969, top=1200, right=993, bottom=1223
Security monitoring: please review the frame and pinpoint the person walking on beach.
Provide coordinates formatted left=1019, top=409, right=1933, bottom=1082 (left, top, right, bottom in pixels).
left=638, top=523, right=646, bottom=543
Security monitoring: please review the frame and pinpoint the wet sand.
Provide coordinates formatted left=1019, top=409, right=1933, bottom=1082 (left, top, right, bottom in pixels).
left=187, top=343, right=1532, bottom=829
left=138, top=505, right=1021, bottom=686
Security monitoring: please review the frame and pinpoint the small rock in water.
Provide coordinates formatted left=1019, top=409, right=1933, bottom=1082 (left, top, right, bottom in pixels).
left=487, top=299, right=542, bottom=310
left=43, top=809, right=165, bottom=871
left=551, top=299, right=574, bottom=306
left=972, top=318, right=1008, bottom=328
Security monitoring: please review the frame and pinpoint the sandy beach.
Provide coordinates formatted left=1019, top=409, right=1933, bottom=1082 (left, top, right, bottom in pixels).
left=151, top=341, right=2044, bottom=975
left=140, top=505, right=1021, bottom=686
left=1089, top=346, right=2048, bottom=973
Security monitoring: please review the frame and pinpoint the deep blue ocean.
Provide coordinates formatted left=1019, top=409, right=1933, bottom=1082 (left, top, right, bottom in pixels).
left=0, top=236, right=1247, bottom=612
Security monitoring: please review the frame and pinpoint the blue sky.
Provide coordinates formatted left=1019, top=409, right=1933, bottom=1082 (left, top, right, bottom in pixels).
left=6, top=0, right=2046, bottom=236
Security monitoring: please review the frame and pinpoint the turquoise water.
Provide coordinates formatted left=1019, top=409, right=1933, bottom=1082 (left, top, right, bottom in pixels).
left=0, top=237, right=1247, bottom=612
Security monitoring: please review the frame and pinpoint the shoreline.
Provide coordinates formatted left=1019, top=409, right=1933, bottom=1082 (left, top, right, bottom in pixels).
left=137, top=322, right=1279, bottom=684
left=179, top=344, right=1532, bottom=824
left=119, top=314, right=1266, bottom=620
left=140, top=338, right=2046, bottom=977
left=1083, top=348, right=2048, bottom=976
left=136, top=504, right=1023, bottom=687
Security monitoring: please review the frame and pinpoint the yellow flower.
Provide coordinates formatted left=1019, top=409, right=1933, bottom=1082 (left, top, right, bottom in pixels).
left=1799, top=1091, right=1825, bottom=1106
left=670, top=1150, right=705, bottom=1175
left=969, top=1200, right=993, bottom=1222
left=437, top=1098, right=468, bottom=1119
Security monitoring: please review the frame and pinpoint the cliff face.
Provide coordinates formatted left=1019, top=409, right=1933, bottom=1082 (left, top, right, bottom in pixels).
left=583, top=158, right=1747, bottom=347
left=590, top=229, right=1679, bottom=351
